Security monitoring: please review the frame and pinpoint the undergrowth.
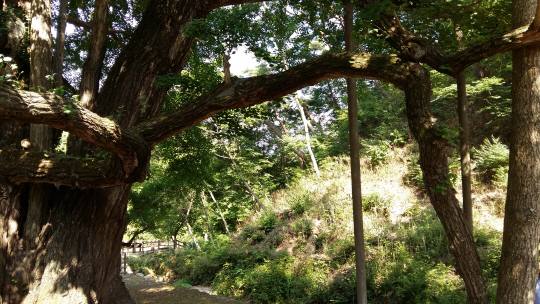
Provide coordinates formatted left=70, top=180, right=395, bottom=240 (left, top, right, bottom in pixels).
left=127, top=148, right=504, bottom=303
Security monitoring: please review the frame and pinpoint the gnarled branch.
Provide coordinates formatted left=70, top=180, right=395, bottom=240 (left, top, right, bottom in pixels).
left=0, top=86, right=150, bottom=176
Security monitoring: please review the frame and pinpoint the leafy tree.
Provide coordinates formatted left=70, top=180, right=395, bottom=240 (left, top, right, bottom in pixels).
left=2, top=0, right=540, bottom=303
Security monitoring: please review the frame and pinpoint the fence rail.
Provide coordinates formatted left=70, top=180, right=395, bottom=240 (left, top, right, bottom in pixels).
left=120, top=240, right=174, bottom=274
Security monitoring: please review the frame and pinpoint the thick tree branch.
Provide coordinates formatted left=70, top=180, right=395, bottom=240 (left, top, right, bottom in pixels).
left=66, top=16, right=130, bottom=35
left=2, top=19, right=539, bottom=187
left=136, top=52, right=409, bottom=145
left=211, top=0, right=274, bottom=9
left=0, top=86, right=150, bottom=176
left=0, top=148, right=141, bottom=188
left=374, top=12, right=540, bottom=77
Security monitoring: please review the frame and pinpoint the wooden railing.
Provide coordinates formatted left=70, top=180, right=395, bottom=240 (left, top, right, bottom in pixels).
left=120, top=240, right=173, bottom=274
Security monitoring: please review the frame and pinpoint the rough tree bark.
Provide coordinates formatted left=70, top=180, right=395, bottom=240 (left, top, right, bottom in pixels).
left=25, top=1, right=57, bottom=293
left=403, top=64, right=488, bottom=304
left=495, top=0, right=540, bottom=302
left=2, top=0, right=220, bottom=303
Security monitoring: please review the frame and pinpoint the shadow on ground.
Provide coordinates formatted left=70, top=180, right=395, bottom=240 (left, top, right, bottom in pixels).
left=123, top=274, right=244, bottom=304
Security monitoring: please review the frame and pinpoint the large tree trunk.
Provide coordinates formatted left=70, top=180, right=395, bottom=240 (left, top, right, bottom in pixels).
left=0, top=121, right=29, bottom=304
left=1, top=0, right=216, bottom=303
left=495, top=0, right=540, bottom=302
left=404, top=64, right=488, bottom=304
left=22, top=186, right=133, bottom=304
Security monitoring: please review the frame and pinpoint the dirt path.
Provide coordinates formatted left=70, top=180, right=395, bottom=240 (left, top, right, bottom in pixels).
left=123, top=274, right=245, bottom=304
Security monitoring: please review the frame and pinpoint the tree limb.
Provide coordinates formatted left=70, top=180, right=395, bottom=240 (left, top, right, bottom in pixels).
left=66, top=16, right=131, bottom=36
left=136, top=52, right=410, bottom=146
left=373, top=11, right=540, bottom=77
left=0, top=86, right=150, bottom=176
left=2, top=21, right=540, bottom=187
left=0, top=148, right=142, bottom=188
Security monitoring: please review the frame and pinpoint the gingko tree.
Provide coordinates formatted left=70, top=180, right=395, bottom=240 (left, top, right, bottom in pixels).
left=2, top=0, right=540, bottom=303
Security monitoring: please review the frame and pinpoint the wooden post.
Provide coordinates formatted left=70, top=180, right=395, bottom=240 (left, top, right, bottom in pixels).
left=132, top=242, right=135, bottom=253
left=123, top=252, right=126, bottom=274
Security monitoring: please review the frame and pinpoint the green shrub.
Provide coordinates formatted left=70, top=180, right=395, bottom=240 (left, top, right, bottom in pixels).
left=401, top=208, right=449, bottom=261
left=493, top=166, right=508, bottom=188
left=258, top=211, right=279, bottom=233
left=472, top=136, right=509, bottom=183
left=241, top=224, right=256, bottom=240
left=329, top=238, right=356, bottom=266
left=290, top=194, right=310, bottom=216
left=364, top=140, right=390, bottom=166
left=293, top=217, right=313, bottom=238
left=404, top=154, right=425, bottom=188
left=173, top=278, right=193, bottom=289
left=252, top=230, right=266, bottom=243
left=307, top=266, right=362, bottom=304
left=362, top=192, right=391, bottom=217
left=189, top=255, right=222, bottom=285
left=242, top=256, right=318, bottom=303
left=314, top=233, right=327, bottom=252
left=126, top=251, right=169, bottom=275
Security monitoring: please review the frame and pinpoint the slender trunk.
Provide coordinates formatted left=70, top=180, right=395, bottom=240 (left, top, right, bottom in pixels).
left=26, top=1, right=56, bottom=286
left=455, top=23, right=473, bottom=233
left=223, top=52, right=231, bottom=85
left=67, top=0, right=110, bottom=154
left=293, top=95, right=321, bottom=178
left=496, top=0, right=540, bottom=302
left=29, top=0, right=53, bottom=152
left=277, top=118, right=306, bottom=168
left=457, top=73, right=473, bottom=232
left=343, top=2, right=367, bottom=303
left=79, top=0, right=110, bottom=109
left=208, top=190, right=230, bottom=235
left=183, top=200, right=200, bottom=252
left=53, top=0, right=67, bottom=87
left=224, top=145, right=266, bottom=211
left=303, top=105, right=326, bottom=137
left=326, top=82, right=340, bottom=110
left=201, top=192, right=214, bottom=246
left=373, top=80, right=391, bottom=99
left=404, top=64, right=488, bottom=304
left=281, top=55, right=320, bottom=176
left=264, top=119, right=306, bottom=168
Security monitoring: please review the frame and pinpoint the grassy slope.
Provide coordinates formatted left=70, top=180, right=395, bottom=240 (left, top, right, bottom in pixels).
left=128, top=145, right=506, bottom=303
